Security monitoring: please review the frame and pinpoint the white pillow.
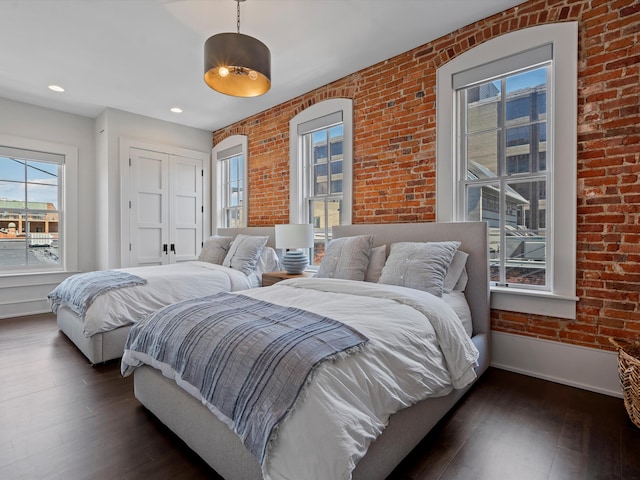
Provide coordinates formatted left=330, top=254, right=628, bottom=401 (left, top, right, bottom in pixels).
left=198, top=236, right=233, bottom=265
left=222, top=234, right=268, bottom=276
left=378, top=241, right=460, bottom=297
left=442, top=291, right=473, bottom=336
left=315, top=235, right=374, bottom=281
left=255, top=247, right=282, bottom=278
left=365, top=245, right=386, bottom=282
left=443, top=250, right=469, bottom=292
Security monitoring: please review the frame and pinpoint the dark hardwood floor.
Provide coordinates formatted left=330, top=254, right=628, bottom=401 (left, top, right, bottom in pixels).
left=1, top=313, right=639, bottom=480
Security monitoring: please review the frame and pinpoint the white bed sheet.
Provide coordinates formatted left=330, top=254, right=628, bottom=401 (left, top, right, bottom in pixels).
left=83, top=261, right=252, bottom=336
left=122, top=277, right=478, bottom=480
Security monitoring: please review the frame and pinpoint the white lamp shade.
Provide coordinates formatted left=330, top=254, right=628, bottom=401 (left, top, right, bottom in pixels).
left=275, top=224, right=314, bottom=250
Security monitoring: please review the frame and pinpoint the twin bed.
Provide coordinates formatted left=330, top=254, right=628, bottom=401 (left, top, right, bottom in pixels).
left=121, top=221, right=490, bottom=480
left=52, top=226, right=278, bottom=364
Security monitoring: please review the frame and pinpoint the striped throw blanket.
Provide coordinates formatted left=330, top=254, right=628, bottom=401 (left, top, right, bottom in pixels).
left=122, top=292, right=368, bottom=464
left=48, top=270, right=147, bottom=317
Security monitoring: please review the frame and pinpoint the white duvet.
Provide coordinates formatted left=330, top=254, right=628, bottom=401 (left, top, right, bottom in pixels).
left=123, top=277, right=479, bottom=480
left=81, top=261, right=252, bottom=336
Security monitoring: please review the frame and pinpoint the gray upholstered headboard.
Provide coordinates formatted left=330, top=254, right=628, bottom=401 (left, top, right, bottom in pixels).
left=332, top=222, right=490, bottom=338
left=216, top=227, right=277, bottom=249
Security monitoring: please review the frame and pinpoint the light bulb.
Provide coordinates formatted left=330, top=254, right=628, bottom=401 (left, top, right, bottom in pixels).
left=219, top=66, right=230, bottom=77
left=248, top=70, right=258, bottom=81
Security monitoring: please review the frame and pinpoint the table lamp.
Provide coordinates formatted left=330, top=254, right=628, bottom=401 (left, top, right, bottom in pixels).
left=275, top=224, right=314, bottom=274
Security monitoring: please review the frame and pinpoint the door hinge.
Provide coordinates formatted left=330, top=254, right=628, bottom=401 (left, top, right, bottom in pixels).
left=129, top=200, right=132, bottom=209
left=201, top=170, right=204, bottom=177
left=129, top=243, right=132, bottom=251
left=129, top=158, right=132, bottom=167
left=201, top=206, right=204, bottom=213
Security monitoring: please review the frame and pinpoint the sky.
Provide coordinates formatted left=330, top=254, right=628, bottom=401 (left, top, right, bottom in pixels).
left=0, top=157, right=58, bottom=206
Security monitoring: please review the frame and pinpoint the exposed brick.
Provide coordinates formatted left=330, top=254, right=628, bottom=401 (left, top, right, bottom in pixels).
left=213, top=0, right=640, bottom=353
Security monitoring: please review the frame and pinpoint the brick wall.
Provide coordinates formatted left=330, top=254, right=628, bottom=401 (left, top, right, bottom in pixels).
left=213, top=0, right=640, bottom=351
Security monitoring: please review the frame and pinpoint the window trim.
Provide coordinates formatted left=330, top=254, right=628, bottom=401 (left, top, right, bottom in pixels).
left=436, top=22, right=578, bottom=319
left=0, top=134, right=78, bottom=275
left=289, top=98, right=353, bottom=226
left=212, top=135, right=248, bottom=229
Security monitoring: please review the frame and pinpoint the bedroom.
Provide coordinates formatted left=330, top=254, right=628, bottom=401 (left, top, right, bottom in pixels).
left=1, top=0, right=639, bottom=478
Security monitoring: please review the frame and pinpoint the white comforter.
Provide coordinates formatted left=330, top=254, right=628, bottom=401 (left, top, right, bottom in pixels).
left=81, top=261, right=252, bottom=336
left=123, top=277, right=479, bottom=480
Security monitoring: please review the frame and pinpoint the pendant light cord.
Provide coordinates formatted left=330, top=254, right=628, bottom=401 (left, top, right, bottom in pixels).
left=237, top=0, right=241, bottom=34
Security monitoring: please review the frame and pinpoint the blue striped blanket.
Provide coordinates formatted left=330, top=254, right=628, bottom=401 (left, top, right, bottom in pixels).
left=122, top=292, right=368, bottom=464
left=48, top=270, right=147, bottom=317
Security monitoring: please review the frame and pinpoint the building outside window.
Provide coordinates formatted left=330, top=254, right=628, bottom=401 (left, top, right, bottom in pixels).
left=0, top=148, right=62, bottom=270
left=213, top=135, right=248, bottom=229
left=290, top=99, right=353, bottom=267
left=460, top=65, right=550, bottom=288
left=303, top=124, right=344, bottom=265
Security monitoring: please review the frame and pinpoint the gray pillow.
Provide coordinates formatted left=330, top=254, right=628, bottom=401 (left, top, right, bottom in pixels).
left=222, top=234, right=268, bottom=276
left=378, top=241, right=460, bottom=297
left=315, top=235, right=374, bottom=281
left=198, top=236, right=233, bottom=264
left=365, top=245, right=387, bottom=282
left=443, top=250, right=469, bottom=292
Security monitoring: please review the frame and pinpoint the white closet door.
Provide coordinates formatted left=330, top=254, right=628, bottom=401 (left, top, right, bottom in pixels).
left=169, top=155, right=203, bottom=263
left=129, top=148, right=169, bottom=266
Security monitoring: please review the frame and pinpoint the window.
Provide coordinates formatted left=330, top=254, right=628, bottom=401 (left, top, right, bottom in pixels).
left=436, top=23, right=578, bottom=319
left=0, top=137, right=77, bottom=274
left=289, top=99, right=353, bottom=266
left=212, top=135, right=248, bottom=228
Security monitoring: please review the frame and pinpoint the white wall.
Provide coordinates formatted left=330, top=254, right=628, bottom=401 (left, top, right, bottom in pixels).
left=0, top=100, right=213, bottom=317
left=95, top=108, right=212, bottom=270
left=0, top=97, right=95, bottom=318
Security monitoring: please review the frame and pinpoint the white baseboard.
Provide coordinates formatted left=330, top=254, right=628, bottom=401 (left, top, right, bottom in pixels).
left=491, top=331, right=622, bottom=398
left=0, top=299, right=50, bottom=320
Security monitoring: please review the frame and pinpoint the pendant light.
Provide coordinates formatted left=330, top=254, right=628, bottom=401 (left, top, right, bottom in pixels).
left=204, top=0, right=271, bottom=97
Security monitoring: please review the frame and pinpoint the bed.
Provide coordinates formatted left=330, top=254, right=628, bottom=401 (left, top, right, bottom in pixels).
left=53, top=226, right=277, bottom=364
left=124, top=221, right=490, bottom=479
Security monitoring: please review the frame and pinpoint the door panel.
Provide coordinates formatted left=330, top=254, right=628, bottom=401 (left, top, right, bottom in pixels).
left=170, top=155, right=203, bottom=263
left=129, top=148, right=169, bottom=266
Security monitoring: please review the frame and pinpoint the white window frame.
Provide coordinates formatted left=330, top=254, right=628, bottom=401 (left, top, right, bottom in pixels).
left=436, top=23, right=578, bottom=319
left=0, top=134, right=78, bottom=275
left=289, top=98, right=353, bottom=226
left=212, top=135, right=248, bottom=230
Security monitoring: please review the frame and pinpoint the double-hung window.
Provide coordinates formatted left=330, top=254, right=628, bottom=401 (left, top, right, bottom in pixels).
left=436, top=23, right=578, bottom=319
left=290, top=99, right=353, bottom=266
left=213, top=135, right=248, bottom=229
left=0, top=146, right=64, bottom=271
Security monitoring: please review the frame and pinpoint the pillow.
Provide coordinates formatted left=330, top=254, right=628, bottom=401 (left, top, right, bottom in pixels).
left=315, top=235, right=374, bottom=281
left=255, top=247, right=282, bottom=278
left=442, top=291, right=473, bottom=336
left=364, top=245, right=386, bottom=283
left=443, top=250, right=469, bottom=292
left=198, top=236, right=233, bottom=265
left=378, top=241, right=460, bottom=297
left=222, top=234, right=268, bottom=276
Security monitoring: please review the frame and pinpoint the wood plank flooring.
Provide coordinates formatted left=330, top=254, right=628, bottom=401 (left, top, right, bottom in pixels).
left=1, top=313, right=639, bottom=480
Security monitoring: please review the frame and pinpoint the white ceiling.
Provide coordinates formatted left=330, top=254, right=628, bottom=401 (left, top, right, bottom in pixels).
left=0, top=0, right=525, bottom=132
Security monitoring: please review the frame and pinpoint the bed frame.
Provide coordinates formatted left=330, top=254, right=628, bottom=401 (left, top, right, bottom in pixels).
left=56, top=227, right=276, bottom=364
left=132, top=221, right=490, bottom=479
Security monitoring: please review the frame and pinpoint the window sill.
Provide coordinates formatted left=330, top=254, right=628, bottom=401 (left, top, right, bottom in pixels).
left=490, top=286, right=578, bottom=320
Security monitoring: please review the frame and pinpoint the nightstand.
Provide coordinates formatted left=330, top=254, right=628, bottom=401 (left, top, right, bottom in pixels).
left=261, top=271, right=313, bottom=287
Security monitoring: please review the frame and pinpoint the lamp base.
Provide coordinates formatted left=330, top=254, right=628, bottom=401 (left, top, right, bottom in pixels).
left=282, top=251, right=308, bottom=275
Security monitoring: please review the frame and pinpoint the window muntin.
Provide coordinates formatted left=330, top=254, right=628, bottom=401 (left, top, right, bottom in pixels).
left=221, top=153, right=244, bottom=228
left=460, top=65, right=550, bottom=290
left=304, top=124, right=344, bottom=265
left=289, top=99, right=353, bottom=270
left=0, top=151, right=62, bottom=270
left=212, top=135, right=248, bottom=229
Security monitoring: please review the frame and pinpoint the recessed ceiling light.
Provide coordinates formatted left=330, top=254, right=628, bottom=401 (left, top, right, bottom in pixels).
left=48, top=85, right=65, bottom=92
left=170, top=107, right=183, bottom=113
